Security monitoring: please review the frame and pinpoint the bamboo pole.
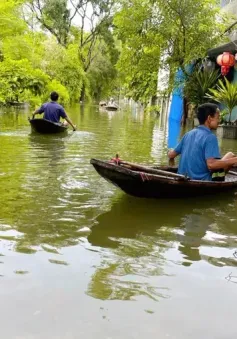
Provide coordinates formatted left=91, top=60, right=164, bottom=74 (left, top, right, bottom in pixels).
left=228, top=170, right=237, bottom=176
left=119, top=160, right=188, bottom=180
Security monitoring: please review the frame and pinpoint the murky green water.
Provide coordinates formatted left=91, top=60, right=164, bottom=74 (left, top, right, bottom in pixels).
left=1, top=104, right=237, bottom=339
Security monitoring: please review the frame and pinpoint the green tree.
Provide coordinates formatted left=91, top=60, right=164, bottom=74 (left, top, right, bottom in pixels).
left=25, top=0, right=118, bottom=100
left=0, top=58, right=49, bottom=104
left=42, top=40, right=86, bottom=102
left=114, top=0, right=230, bottom=102
left=26, top=0, right=70, bottom=46
left=2, top=32, right=46, bottom=68
left=183, top=67, right=220, bottom=106
left=0, top=0, right=26, bottom=41
left=114, top=0, right=160, bottom=103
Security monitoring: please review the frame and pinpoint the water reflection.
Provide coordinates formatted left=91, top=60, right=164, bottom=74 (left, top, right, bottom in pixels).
left=150, top=118, right=167, bottom=163
left=28, top=133, right=67, bottom=162
left=87, top=194, right=237, bottom=301
left=177, top=213, right=210, bottom=266
left=0, top=131, right=96, bottom=255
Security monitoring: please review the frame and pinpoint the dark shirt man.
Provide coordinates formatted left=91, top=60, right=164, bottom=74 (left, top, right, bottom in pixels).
left=33, top=91, right=76, bottom=131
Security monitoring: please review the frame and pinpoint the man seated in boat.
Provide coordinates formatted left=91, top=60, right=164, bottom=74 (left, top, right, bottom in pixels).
left=168, top=103, right=237, bottom=181
left=107, top=97, right=118, bottom=107
left=108, top=97, right=115, bottom=105
left=32, top=91, right=76, bottom=131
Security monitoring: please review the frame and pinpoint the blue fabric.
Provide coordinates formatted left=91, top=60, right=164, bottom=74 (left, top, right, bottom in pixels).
left=169, top=69, right=184, bottom=124
left=36, top=102, right=67, bottom=123
left=169, top=94, right=183, bottom=122
left=174, top=126, right=221, bottom=181
left=168, top=119, right=181, bottom=148
left=168, top=65, right=194, bottom=123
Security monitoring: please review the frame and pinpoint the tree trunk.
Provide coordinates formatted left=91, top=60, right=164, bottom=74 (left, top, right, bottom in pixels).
left=80, top=84, right=85, bottom=103
left=151, top=95, right=157, bottom=105
left=181, top=97, right=188, bottom=126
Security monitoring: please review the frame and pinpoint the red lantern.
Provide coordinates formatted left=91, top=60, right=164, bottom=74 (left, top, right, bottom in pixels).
left=216, top=52, right=235, bottom=76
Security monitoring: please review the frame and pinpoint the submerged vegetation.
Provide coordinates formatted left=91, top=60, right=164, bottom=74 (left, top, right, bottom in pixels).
left=0, top=0, right=232, bottom=106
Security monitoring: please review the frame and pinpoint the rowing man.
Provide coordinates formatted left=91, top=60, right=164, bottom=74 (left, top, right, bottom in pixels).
left=33, top=91, right=76, bottom=131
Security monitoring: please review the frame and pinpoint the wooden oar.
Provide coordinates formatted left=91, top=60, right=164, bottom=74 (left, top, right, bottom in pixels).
left=228, top=170, right=237, bottom=176
left=118, top=160, right=188, bottom=180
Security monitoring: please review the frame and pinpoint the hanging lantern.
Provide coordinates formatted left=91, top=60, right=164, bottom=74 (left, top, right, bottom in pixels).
left=235, top=53, right=237, bottom=61
left=216, top=52, right=235, bottom=76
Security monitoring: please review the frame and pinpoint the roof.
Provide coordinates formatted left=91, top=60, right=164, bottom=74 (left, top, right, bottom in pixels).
left=207, top=40, right=237, bottom=58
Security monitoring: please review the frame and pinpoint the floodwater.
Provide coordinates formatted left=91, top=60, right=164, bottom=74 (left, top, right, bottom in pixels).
left=0, top=104, right=237, bottom=339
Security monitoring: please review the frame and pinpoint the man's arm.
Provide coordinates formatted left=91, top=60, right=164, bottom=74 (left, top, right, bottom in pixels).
left=167, top=149, right=179, bottom=166
left=167, top=135, right=185, bottom=166
left=32, top=109, right=40, bottom=118
left=168, top=150, right=179, bottom=159
left=32, top=104, right=45, bottom=118
left=207, top=157, right=237, bottom=171
left=204, top=134, right=237, bottom=171
left=60, top=107, right=76, bottom=131
left=65, top=116, right=76, bottom=131
left=167, top=135, right=185, bottom=164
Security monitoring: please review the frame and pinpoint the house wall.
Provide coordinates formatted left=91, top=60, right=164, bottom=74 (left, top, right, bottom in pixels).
left=221, top=0, right=237, bottom=16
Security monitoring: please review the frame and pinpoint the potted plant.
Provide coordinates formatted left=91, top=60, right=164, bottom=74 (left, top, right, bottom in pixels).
left=183, top=67, right=219, bottom=126
left=184, top=68, right=219, bottom=106
left=206, top=78, right=237, bottom=139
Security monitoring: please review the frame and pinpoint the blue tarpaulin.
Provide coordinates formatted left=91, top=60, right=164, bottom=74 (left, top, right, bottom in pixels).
left=167, top=69, right=184, bottom=148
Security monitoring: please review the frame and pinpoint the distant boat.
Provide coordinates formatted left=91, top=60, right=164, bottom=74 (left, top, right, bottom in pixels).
left=105, top=104, right=118, bottom=111
left=9, top=102, right=29, bottom=108
left=99, top=101, right=107, bottom=107
left=29, top=118, right=68, bottom=134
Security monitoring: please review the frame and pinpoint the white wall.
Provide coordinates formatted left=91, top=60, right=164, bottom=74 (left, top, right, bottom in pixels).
left=221, top=0, right=237, bottom=17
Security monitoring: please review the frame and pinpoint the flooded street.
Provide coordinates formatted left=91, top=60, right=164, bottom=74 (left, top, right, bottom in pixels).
left=1, top=104, right=237, bottom=339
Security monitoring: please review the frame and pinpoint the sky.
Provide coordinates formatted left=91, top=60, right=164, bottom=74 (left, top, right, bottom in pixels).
left=68, top=1, right=96, bottom=32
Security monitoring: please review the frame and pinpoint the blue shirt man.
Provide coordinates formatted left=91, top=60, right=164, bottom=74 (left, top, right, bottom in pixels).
left=36, top=102, right=67, bottom=123
left=174, top=126, right=220, bottom=180
left=33, top=91, right=76, bottom=131
left=168, top=103, right=237, bottom=181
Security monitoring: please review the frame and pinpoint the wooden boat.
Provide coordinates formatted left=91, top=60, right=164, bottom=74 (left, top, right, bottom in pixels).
left=29, top=118, right=68, bottom=134
left=105, top=104, right=118, bottom=111
left=90, top=158, right=237, bottom=198
left=9, top=101, right=28, bottom=108
left=99, top=101, right=107, bottom=107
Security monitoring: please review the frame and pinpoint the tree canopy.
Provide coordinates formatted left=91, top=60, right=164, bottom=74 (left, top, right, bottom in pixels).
left=0, top=0, right=119, bottom=105
left=114, top=0, right=231, bottom=103
left=0, top=0, right=233, bottom=106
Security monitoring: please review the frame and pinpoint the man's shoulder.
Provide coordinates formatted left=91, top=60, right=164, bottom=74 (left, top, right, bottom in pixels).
left=55, top=102, right=64, bottom=110
left=205, top=132, right=218, bottom=143
left=187, top=127, right=214, bottom=137
left=182, top=127, right=212, bottom=143
left=48, top=102, right=64, bottom=110
left=184, top=128, right=197, bottom=138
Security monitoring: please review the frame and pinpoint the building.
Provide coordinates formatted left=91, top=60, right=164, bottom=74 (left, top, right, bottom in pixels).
left=221, top=0, right=237, bottom=16
left=221, top=0, right=237, bottom=39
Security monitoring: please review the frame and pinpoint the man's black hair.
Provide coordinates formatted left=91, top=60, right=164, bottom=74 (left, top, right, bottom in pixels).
left=197, top=103, right=218, bottom=124
left=50, top=91, right=59, bottom=101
